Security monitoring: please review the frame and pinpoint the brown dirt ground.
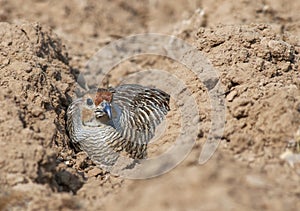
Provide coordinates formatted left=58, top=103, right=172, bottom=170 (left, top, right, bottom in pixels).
left=0, top=0, right=300, bottom=210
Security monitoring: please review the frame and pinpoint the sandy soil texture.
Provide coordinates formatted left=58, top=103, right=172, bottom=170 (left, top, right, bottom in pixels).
left=0, top=0, right=300, bottom=210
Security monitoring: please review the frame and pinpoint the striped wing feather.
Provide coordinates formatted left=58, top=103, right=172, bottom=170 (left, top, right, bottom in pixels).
left=109, top=84, right=170, bottom=150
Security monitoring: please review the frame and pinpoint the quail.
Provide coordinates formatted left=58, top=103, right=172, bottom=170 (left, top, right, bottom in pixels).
left=67, top=84, right=170, bottom=168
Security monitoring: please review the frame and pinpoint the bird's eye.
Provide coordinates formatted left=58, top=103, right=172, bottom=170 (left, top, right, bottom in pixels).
left=86, top=98, right=94, bottom=106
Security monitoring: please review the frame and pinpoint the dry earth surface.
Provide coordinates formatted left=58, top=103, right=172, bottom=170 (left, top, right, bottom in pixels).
left=0, top=0, right=300, bottom=210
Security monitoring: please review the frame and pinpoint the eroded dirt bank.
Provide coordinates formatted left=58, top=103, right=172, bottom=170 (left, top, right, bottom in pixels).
left=0, top=1, right=300, bottom=210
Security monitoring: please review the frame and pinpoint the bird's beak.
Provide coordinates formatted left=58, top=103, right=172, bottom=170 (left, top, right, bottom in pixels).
left=103, top=102, right=112, bottom=119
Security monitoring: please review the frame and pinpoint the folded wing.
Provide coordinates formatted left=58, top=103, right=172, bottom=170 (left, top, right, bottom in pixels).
left=109, top=84, right=170, bottom=158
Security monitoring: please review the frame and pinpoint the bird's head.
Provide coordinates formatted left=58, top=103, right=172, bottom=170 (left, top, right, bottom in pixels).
left=75, top=88, right=112, bottom=127
left=94, top=88, right=113, bottom=120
